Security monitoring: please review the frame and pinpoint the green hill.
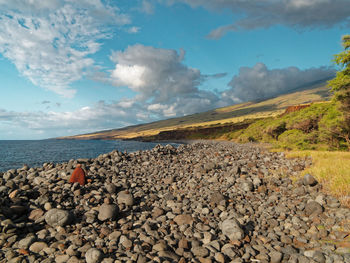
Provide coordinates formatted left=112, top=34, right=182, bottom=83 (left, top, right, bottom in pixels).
left=59, top=79, right=332, bottom=142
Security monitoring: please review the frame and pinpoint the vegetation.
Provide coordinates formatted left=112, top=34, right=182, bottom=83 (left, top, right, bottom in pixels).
left=60, top=83, right=330, bottom=140
left=226, top=102, right=348, bottom=150
left=286, top=150, right=350, bottom=207
left=328, top=35, right=350, bottom=149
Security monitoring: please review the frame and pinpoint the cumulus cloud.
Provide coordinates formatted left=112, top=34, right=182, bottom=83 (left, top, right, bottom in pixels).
left=222, top=63, right=335, bottom=103
left=0, top=1, right=130, bottom=97
left=0, top=100, right=151, bottom=139
left=110, top=44, right=216, bottom=106
left=0, top=61, right=336, bottom=139
left=170, top=0, right=350, bottom=38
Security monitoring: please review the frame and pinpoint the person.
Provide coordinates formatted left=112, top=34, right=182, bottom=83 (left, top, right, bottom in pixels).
left=69, top=164, right=86, bottom=185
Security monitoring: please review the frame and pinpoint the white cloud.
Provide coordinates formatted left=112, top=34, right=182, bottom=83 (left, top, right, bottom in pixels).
left=222, top=63, right=335, bottom=103
left=110, top=45, right=204, bottom=103
left=170, top=0, right=350, bottom=38
left=0, top=1, right=130, bottom=97
left=127, top=26, right=141, bottom=34
left=109, top=44, right=224, bottom=118
left=112, top=64, right=147, bottom=88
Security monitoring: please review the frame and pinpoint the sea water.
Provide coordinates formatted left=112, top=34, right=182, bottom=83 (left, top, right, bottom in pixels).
left=0, top=139, right=177, bottom=172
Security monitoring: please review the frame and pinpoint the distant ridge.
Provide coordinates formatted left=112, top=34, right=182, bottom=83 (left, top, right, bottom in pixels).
left=58, top=79, right=331, bottom=141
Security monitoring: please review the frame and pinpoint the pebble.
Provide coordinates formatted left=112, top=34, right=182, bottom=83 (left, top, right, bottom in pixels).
left=85, top=248, right=103, bottom=263
left=45, top=209, right=71, bottom=227
left=0, top=141, right=348, bottom=263
left=221, top=218, right=245, bottom=241
left=29, top=242, right=48, bottom=253
left=303, top=173, right=318, bottom=186
left=98, top=204, right=118, bottom=221
left=305, top=201, right=323, bottom=216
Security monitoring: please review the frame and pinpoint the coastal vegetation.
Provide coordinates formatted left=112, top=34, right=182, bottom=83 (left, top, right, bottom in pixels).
left=286, top=150, right=350, bottom=207
left=227, top=101, right=346, bottom=151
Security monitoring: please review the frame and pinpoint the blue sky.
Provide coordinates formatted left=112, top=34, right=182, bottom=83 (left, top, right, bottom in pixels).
left=0, top=0, right=349, bottom=139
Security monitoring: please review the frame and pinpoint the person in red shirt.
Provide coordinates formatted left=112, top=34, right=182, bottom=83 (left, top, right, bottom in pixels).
left=69, top=164, right=86, bottom=185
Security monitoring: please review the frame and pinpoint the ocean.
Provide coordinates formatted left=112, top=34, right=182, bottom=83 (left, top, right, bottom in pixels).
left=0, top=139, right=177, bottom=172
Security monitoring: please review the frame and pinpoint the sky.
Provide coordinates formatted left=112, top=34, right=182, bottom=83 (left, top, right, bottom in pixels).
left=0, top=0, right=349, bottom=140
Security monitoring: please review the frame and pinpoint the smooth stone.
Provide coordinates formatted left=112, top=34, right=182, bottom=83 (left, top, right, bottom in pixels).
left=117, top=191, right=134, bottom=206
left=210, top=191, right=225, bottom=205
left=85, top=248, right=103, bottom=263
left=241, top=181, right=254, bottom=192
left=305, top=201, right=323, bottom=216
left=55, top=255, right=70, bottom=263
left=18, top=236, right=36, bottom=249
left=98, top=204, right=118, bottom=221
left=45, top=209, right=71, bottom=227
left=29, top=242, right=48, bottom=253
left=174, top=214, right=193, bottom=225
left=191, top=247, right=209, bottom=257
left=303, top=174, right=318, bottom=186
left=270, top=251, right=283, bottom=263
left=28, top=209, right=44, bottom=221
left=221, top=218, right=245, bottom=241
left=304, top=250, right=325, bottom=263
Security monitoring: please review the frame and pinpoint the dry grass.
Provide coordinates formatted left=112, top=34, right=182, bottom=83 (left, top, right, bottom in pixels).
left=286, top=151, right=350, bottom=207
left=61, top=82, right=330, bottom=140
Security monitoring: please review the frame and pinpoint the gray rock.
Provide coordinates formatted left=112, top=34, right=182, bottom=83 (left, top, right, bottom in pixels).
left=18, top=236, right=36, bottom=249
left=85, top=248, right=103, bottom=263
left=98, top=204, right=118, bottom=221
left=117, top=191, right=134, bottom=206
left=221, top=218, right=245, bottom=241
left=191, top=246, right=209, bottom=257
left=270, top=251, right=283, bottom=263
left=55, top=255, right=70, bottom=263
left=242, top=181, right=254, bottom=192
left=44, top=209, right=71, bottom=227
left=105, top=184, right=117, bottom=194
left=305, top=201, right=323, bottom=216
left=304, top=250, right=325, bottom=263
left=29, top=242, right=48, bottom=253
left=210, top=191, right=225, bottom=205
left=303, top=174, right=318, bottom=186
left=174, top=214, right=193, bottom=225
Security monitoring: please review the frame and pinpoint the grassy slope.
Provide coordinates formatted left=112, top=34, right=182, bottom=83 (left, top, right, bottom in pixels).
left=60, top=80, right=331, bottom=140
left=286, top=151, right=350, bottom=207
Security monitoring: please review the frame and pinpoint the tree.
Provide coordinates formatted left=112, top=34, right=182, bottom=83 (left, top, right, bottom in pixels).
left=328, top=35, right=350, bottom=149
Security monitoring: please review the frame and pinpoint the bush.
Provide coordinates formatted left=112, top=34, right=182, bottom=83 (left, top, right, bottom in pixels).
left=277, top=129, right=314, bottom=150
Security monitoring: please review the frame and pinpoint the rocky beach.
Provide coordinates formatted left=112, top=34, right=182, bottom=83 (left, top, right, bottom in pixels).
left=0, top=141, right=349, bottom=263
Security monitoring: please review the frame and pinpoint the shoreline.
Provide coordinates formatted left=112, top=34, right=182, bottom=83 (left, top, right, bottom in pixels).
left=1, top=141, right=349, bottom=262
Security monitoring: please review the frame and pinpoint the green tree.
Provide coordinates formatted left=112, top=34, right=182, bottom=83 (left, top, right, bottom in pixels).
left=328, top=35, right=350, bottom=148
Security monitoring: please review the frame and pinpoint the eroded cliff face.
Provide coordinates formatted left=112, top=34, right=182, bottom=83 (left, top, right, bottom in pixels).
left=283, top=104, right=311, bottom=115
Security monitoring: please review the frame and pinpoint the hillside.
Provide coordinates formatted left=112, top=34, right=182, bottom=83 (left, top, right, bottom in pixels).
left=59, top=80, right=331, bottom=141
